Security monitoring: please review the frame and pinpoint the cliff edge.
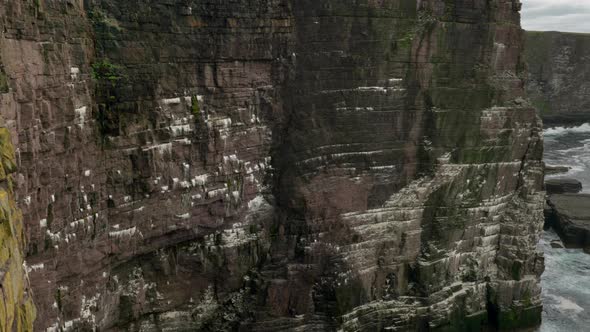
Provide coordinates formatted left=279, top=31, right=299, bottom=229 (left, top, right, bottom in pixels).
left=525, top=30, right=590, bottom=126
left=0, top=0, right=544, bottom=331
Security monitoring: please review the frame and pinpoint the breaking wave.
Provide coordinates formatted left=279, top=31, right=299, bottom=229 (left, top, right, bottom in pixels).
left=544, top=123, right=590, bottom=137
left=538, top=231, right=590, bottom=331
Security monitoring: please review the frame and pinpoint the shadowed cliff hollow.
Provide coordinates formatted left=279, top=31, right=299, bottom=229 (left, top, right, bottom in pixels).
left=0, top=0, right=544, bottom=331
left=526, top=31, right=590, bottom=126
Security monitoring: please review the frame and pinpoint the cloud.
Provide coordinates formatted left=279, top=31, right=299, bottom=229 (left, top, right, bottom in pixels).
left=521, top=0, right=590, bottom=33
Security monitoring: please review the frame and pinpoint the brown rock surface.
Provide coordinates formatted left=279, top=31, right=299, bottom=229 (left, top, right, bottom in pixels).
left=0, top=0, right=544, bottom=331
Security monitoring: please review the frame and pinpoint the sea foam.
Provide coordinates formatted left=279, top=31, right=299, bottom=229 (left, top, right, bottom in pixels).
left=544, top=123, right=590, bottom=137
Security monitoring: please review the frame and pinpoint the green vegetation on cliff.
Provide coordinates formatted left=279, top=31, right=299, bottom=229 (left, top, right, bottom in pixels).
left=0, top=72, right=8, bottom=93
left=91, top=58, right=126, bottom=140
left=0, top=127, right=36, bottom=331
left=91, top=59, right=122, bottom=84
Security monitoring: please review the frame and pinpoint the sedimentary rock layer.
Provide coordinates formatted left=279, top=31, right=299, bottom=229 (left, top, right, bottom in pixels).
left=0, top=0, right=544, bottom=331
left=545, top=178, right=582, bottom=195
left=545, top=194, right=590, bottom=253
left=525, top=31, right=590, bottom=126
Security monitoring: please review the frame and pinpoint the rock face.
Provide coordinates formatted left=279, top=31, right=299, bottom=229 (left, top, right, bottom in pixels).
left=545, top=178, right=582, bottom=195
left=0, top=0, right=544, bottom=331
left=525, top=31, right=590, bottom=126
left=0, top=121, right=35, bottom=330
left=546, top=194, right=590, bottom=253
left=544, top=165, right=571, bottom=176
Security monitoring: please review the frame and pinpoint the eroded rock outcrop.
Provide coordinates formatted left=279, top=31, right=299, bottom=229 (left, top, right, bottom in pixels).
left=525, top=31, right=590, bottom=126
left=0, top=0, right=544, bottom=331
left=545, top=178, right=582, bottom=195
left=545, top=194, right=590, bottom=253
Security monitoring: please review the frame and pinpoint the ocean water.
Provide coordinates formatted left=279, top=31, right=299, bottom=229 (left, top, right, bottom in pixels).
left=544, top=123, right=590, bottom=191
left=538, top=230, right=590, bottom=331
left=538, top=124, right=590, bottom=331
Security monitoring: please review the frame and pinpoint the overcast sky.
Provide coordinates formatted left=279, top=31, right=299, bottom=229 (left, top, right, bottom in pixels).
left=521, top=0, right=590, bottom=33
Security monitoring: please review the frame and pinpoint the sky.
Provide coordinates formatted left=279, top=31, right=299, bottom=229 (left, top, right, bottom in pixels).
left=521, top=0, right=590, bottom=33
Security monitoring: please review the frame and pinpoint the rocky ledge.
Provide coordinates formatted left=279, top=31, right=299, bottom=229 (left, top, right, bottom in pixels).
left=545, top=178, right=582, bottom=195
left=546, top=194, right=590, bottom=253
left=544, top=165, right=571, bottom=176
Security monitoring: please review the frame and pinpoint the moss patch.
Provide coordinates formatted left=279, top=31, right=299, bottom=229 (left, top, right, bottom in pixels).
left=191, top=96, right=201, bottom=117
left=91, top=59, right=122, bottom=83
left=0, top=125, right=36, bottom=330
left=0, top=71, right=9, bottom=93
left=496, top=305, right=542, bottom=330
left=91, top=59, right=126, bottom=140
left=532, top=98, right=552, bottom=115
